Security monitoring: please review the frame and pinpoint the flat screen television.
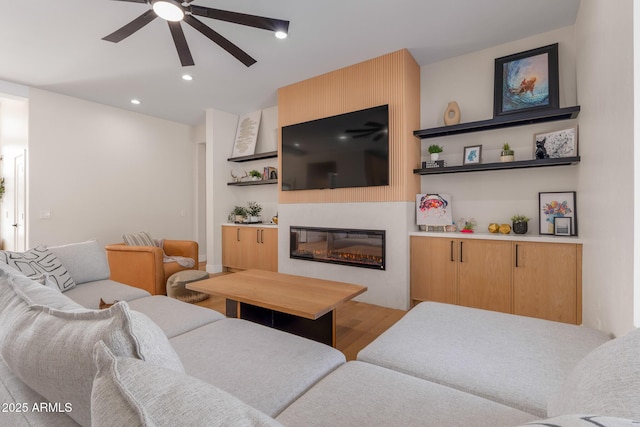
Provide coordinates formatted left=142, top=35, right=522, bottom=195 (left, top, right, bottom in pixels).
left=281, top=105, right=389, bottom=191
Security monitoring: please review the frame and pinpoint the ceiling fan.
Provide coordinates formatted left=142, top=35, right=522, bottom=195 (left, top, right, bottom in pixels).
left=103, top=0, right=290, bottom=67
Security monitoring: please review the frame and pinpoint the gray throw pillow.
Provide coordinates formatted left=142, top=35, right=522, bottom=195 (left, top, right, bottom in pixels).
left=92, top=341, right=283, bottom=427
left=122, top=231, right=155, bottom=247
left=48, top=239, right=111, bottom=285
left=0, top=276, right=184, bottom=427
left=0, top=245, right=76, bottom=291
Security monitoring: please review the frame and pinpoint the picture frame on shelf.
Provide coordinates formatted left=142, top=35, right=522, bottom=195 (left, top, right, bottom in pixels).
left=533, top=126, right=578, bottom=159
left=494, top=43, right=559, bottom=117
left=539, top=191, right=577, bottom=236
left=463, top=145, right=482, bottom=165
left=554, top=217, right=572, bottom=236
left=231, top=110, right=261, bottom=158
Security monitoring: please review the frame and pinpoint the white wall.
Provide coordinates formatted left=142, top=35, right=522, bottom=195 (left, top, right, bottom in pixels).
left=575, top=0, right=635, bottom=336
left=27, top=89, right=196, bottom=247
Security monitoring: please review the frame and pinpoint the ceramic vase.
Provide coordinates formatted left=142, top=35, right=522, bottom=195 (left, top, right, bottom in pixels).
left=444, top=101, right=461, bottom=126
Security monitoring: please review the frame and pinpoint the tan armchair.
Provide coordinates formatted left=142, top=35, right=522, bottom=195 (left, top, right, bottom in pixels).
left=105, top=240, right=199, bottom=296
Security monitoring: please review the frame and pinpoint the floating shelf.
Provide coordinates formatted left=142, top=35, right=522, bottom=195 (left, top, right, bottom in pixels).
left=227, top=151, right=278, bottom=163
left=413, top=106, right=580, bottom=139
left=227, top=179, right=278, bottom=186
left=413, top=156, right=580, bottom=175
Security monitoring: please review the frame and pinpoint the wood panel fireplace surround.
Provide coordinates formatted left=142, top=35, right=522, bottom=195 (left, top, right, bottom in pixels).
left=290, top=226, right=385, bottom=270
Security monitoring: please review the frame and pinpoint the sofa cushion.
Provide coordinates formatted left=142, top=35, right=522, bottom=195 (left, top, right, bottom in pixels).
left=0, top=278, right=184, bottom=427
left=170, top=318, right=346, bottom=417
left=122, top=231, right=155, bottom=247
left=547, top=327, right=640, bottom=419
left=48, top=239, right=110, bottom=285
left=127, top=295, right=224, bottom=338
left=64, top=279, right=150, bottom=309
left=277, top=361, right=537, bottom=427
left=0, top=246, right=75, bottom=291
left=357, top=302, right=611, bottom=417
left=518, top=414, right=639, bottom=426
left=91, top=341, right=283, bottom=427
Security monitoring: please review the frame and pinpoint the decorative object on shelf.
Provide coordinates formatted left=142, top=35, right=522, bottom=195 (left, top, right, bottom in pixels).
left=427, top=144, right=443, bottom=162
left=494, top=43, right=559, bottom=117
left=426, top=224, right=457, bottom=232
left=272, top=213, right=278, bottom=225
left=500, top=143, right=515, bottom=162
left=422, top=160, right=447, bottom=168
left=458, top=217, right=476, bottom=233
left=511, top=214, right=530, bottom=235
left=443, top=101, right=461, bottom=125
left=488, top=223, right=500, bottom=233
left=230, top=170, right=248, bottom=182
left=246, top=201, right=263, bottom=223
left=539, top=191, right=577, bottom=235
left=232, top=206, right=247, bottom=223
left=463, top=145, right=482, bottom=165
left=554, top=217, right=572, bottom=236
left=533, top=126, right=578, bottom=159
left=248, top=169, right=263, bottom=181
left=0, top=177, right=4, bottom=200
left=264, top=166, right=278, bottom=180
left=416, top=194, right=452, bottom=226
left=499, top=224, right=511, bottom=234
left=231, top=110, right=261, bottom=158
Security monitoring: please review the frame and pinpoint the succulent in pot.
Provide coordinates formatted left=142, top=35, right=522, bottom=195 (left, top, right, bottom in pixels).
left=511, top=214, right=530, bottom=234
left=500, top=143, right=515, bottom=162
left=428, top=144, right=444, bottom=161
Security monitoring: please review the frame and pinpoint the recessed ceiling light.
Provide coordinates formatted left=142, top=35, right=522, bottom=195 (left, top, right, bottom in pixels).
left=152, top=0, right=185, bottom=22
left=182, top=74, right=193, bottom=81
left=275, top=31, right=287, bottom=39
left=131, top=99, right=141, bottom=105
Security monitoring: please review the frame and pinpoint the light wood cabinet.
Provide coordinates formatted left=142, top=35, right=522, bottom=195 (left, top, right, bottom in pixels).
left=410, top=235, right=582, bottom=324
left=222, top=226, right=278, bottom=272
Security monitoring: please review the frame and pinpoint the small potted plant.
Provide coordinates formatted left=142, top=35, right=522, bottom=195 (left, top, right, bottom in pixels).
left=500, top=143, right=514, bottom=162
left=458, top=217, right=477, bottom=233
left=428, top=144, right=444, bottom=162
left=248, top=169, right=263, bottom=181
left=246, top=201, right=263, bottom=223
left=232, top=206, right=246, bottom=223
left=511, top=214, right=530, bottom=234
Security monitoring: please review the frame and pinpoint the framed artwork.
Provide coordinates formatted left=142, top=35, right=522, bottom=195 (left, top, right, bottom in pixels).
left=463, top=145, right=482, bottom=165
left=416, top=193, right=453, bottom=226
left=533, top=126, right=578, bottom=159
left=231, top=110, right=262, bottom=158
left=494, top=43, right=559, bottom=117
left=539, top=191, right=577, bottom=236
left=554, top=217, right=572, bottom=236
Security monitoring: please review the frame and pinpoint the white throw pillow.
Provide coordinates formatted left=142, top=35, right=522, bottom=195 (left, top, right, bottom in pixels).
left=122, top=231, right=155, bottom=247
left=0, top=276, right=184, bottom=427
left=92, top=341, right=283, bottom=427
left=0, top=245, right=76, bottom=291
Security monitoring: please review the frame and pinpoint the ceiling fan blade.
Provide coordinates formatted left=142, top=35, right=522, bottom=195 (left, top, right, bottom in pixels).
left=168, top=22, right=195, bottom=66
left=190, top=5, right=289, bottom=33
left=184, top=15, right=256, bottom=67
left=102, top=9, right=157, bottom=43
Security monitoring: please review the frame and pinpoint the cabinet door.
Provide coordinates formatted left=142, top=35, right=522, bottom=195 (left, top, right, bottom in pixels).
left=255, top=228, right=278, bottom=272
left=410, top=236, right=457, bottom=305
left=222, top=227, right=242, bottom=269
left=458, top=239, right=512, bottom=313
left=513, top=242, right=579, bottom=324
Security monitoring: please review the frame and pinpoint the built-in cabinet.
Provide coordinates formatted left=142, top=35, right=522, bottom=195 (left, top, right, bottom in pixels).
left=410, top=234, right=582, bottom=324
left=222, top=225, right=278, bottom=272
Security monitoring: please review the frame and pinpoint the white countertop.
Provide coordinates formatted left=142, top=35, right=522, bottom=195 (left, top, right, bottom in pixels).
left=222, top=222, right=278, bottom=228
left=409, top=231, right=583, bottom=244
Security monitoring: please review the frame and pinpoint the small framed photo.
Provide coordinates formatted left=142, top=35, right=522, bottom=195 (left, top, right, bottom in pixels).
left=554, top=217, right=572, bottom=236
left=533, top=127, right=578, bottom=159
left=539, top=191, right=577, bottom=236
left=494, top=43, right=559, bottom=117
left=463, top=145, right=482, bottom=165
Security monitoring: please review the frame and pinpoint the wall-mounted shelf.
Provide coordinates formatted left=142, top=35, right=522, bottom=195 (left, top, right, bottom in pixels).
left=227, top=179, right=278, bottom=186
left=413, top=106, right=580, bottom=139
left=414, top=156, right=580, bottom=175
left=227, top=151, right=278, bottom=163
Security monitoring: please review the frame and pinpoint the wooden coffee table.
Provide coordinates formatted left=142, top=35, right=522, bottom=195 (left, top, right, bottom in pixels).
left=186, top=269, right=367, bottom=346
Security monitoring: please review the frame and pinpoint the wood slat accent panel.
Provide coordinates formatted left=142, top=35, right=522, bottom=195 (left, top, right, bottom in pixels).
left=278, top=49, right=420, bottom=204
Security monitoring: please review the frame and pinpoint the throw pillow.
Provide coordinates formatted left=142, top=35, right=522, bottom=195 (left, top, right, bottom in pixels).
left=0, top=245, right=76, bottom=292
left=122, top=231, right=155, bottom=247
left=92, top=341, right=283, bottom=427
left=0, top=278, right=184, bottom=427
left=547, top=327, right=640, bottom=420
left=47, top=239, right=111, bottom=285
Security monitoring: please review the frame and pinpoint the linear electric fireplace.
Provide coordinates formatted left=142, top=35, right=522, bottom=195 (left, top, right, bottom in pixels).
left=290, top=226, right=385, bottom=270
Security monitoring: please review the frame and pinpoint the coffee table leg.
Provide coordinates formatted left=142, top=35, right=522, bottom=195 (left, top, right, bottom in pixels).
left=226, top=299, right=240, bottom=318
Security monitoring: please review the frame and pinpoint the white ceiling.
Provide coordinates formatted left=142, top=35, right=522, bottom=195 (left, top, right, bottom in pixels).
left=0, top=0, right=580, bottom=125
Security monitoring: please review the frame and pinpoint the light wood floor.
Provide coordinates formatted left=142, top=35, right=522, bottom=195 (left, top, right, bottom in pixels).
left=193, top=271, right=406, bottom=361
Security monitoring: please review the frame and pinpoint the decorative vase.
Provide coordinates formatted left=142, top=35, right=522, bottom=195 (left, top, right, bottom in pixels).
left=512, top=222, right=528, bottom=234
left=430, top=152, right=440, bottom=161
left=443, top=101, right=461, bottom=126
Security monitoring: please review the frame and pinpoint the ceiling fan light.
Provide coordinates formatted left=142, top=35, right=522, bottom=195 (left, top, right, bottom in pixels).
left=275, top=31, right=287, bottom=39
left=152, top=0, right=185, bottom=22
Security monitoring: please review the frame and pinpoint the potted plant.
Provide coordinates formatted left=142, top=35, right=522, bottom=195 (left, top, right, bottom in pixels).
left=428, top=144, right=443, bottom=162
left=248, top=169, right=263, bottom=181
left=511, top=214, right=530, bottom=234
left=246, top=201, right=263, bottom=223
left=232, top=206, right=247, bottom=223
left=500, top=143, right=514, bottom=162
left=458, top=217, right=476, bottom=233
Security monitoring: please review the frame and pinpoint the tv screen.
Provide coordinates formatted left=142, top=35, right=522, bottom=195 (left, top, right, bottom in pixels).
left=281, top=105, right=389, bottom=191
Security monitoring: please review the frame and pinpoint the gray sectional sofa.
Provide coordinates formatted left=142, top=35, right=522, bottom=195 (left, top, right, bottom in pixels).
left=0, top=240, right=638, bottom=426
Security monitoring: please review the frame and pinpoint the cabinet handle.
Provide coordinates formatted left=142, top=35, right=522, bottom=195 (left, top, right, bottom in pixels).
left=257, top=229, right=260, bottom=244
left=450, top=241, right=454, bottom=262
left=237, top=228, right=240, bottom=242
left=515, top=244, right=519, bottom=267
left=460, top=241, right=463, bottom=263
left=261, top=229, right=264, bottom=244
